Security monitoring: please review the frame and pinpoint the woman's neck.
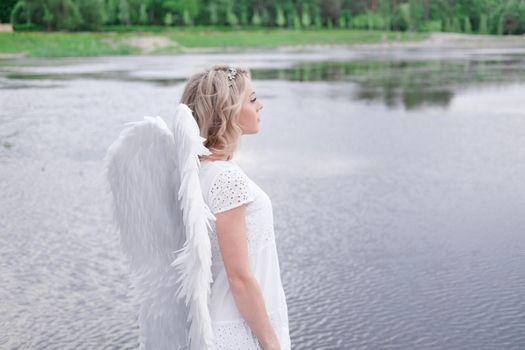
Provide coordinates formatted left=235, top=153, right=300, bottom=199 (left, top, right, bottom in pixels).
left=199, top=154, right=231, bottom=162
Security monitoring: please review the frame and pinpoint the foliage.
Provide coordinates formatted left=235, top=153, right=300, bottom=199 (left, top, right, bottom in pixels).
left=352, top=12, right=385, bottom=31
left=1, top=0, right=18, bottom=23
left=251, top=11, right=261, bottom=26
left=479, top=14, right=489, bottom=34
left=164, top=12, right=173, bottom=26
left=138, top=3, right=147, bottom=24
left=11, top=0, right=103, bottom=31
left=464, top=17, right=472, bottom=33
left=275, top=6, right=285, bottom=27
left=118, top=0, right=131, bottom=25
left=418, top=20, right=440, bottom=32
left=77, top=0, right=105, bottom=30
left=301, top=6, right=311, bottom=28
left=7, top=0, right=525, bottom=35
left=10, top=1, right=27, bottom=29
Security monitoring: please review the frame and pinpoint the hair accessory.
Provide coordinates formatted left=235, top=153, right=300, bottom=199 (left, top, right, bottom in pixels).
left=227, top=67, right=237, bottom=86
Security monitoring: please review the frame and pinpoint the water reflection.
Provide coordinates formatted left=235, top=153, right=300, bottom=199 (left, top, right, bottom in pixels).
left=251, top=57, right=525, bottom=109
left=4, top=70, right=186, bottom=87
left=3, top=54, right=525, bottom=111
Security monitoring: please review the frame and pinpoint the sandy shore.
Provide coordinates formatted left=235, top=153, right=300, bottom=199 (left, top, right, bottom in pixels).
left=271, top=32, right=525, bottom=53
left=128, top=32, right=525, bottom=55
left=118, top=32, right=525, bottom=54
left=0, top=24, right=13, bottom=32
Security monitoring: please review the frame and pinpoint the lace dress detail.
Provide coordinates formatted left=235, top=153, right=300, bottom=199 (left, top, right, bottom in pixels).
left=198, top=160, right=291, bottom=350
left=212, top=304, right=290, bottom=350
left=209, top=169, right=255, bottom=214
left=206, top=168, right=274, bottom=264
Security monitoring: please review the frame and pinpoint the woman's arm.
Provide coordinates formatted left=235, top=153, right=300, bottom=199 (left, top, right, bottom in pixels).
left=215, top=204, right=281, bottom=350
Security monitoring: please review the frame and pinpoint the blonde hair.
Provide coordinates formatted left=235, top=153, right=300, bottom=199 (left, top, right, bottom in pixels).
left=180, top=65, right=250, bottom=161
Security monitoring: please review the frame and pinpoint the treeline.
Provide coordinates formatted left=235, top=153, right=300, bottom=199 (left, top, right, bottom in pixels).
left=5, top=0, right=525, bottom=35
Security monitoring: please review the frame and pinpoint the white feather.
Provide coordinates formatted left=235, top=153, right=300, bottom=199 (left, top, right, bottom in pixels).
left=104, top=104, right=216, bottom=350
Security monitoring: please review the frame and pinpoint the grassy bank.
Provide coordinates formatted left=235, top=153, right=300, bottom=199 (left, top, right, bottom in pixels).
left=0, top=32, right=140, bottom=57
left=169, top=29, right=424, bottom=48
left=0, top=29, right=427, bottom=58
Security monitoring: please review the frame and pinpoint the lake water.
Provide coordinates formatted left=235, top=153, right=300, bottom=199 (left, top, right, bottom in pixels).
left=1, top=48, right=524, bottom=349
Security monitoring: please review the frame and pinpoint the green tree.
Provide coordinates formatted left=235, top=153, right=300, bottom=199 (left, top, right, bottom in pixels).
left=452, top=17, right=461, bottom=32
left=118, top=0, right=130, bottom=25
left=11, top=1, right=29, bottom=29
left=105, top=0, right=119, bottom=25
left=27, top=0, right=81, bottom=31
left=164, top=11, right=173, bottom=26
left=125, top=0, right=140, bottom=24
left=208, top=2, right=218, bottom=25
left=42, top=5, right=53, bottom=31
left=314, top=13, right=322, bottom=28
left=139, top=3, right=147, bottom=24
left=8, top=0, right=525, bottom=35
left=497, top=14, right=504, bottom=35
left=392, top=3, right=409, bottom=31
left=77, top=0, right=105, bottom=30
left=320, top=0, right=341, bottom=26
left=226, top=8, right=237, bottom=26
left=146, top=0, right=164, bottom=25
left=293, top=10, right=301, bottom=29
left=479, top=14, right=488, bottom=34
left=338, top=13, right=346, bottom=28
left=261, top=9, right=271, bottom=26
left=368, top=11, right=374, bottom=30
left=238, top=4, right=248, bottom=25
left=442, top=18, right=450, bottom=32
left=162, top=0, right=198, bottom=25
left=275, top=6, right=285, bottom=27
left=1, top=0, right=18, bottom=23
left=464, top=16, right=472, bottom=33
left=301, top=5, right=311, bottom=28
left=58, top=0, right=82, bottom=30
left=498, top=0, right=525, bottom=35
left=182, top=9, right=191, bottom=26
left=251, top=10, right=261, bottom=26
left=378, top=0, right=391, bottom=30
left=409, top=0, right=424, bottom=31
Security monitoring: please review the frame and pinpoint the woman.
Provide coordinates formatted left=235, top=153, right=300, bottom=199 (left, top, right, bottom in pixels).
left=180, top=65, right=291, bottom=350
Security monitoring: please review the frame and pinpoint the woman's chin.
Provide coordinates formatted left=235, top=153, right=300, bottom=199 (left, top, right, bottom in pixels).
left=242, top=127, right=259, bottom=135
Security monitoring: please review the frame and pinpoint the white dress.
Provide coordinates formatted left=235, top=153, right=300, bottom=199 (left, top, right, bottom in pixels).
left=198, top=159, right=291, bottom=350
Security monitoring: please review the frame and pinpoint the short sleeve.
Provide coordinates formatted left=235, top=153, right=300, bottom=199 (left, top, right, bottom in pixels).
left=208, top=168, right=255, bottom=214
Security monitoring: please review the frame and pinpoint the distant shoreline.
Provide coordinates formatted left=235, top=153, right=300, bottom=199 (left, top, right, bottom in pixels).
left=1, top=30, right=525, bottom=59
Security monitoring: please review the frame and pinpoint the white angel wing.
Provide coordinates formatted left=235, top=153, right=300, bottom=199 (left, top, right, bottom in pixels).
left=104, top=104, right=216, bottom=350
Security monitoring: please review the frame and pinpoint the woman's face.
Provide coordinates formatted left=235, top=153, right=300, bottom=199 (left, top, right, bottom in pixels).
left=238, top=78, right=263, bottom=134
